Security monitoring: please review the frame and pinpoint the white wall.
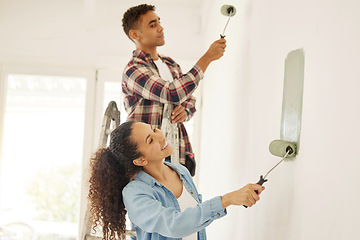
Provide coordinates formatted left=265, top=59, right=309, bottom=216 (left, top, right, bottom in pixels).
left=198, top=0, right=360, bottom=239
left=0, top=0, right=203, bottom=68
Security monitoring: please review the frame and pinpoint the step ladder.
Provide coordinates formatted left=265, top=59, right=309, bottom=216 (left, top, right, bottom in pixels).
left=80, top=101, right=136, bottom=240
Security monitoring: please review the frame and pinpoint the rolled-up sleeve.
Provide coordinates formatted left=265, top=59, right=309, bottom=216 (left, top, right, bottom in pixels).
left=182, top=95, right=196, bottom=121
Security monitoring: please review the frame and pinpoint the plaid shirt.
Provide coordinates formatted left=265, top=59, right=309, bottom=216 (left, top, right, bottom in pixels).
left=122, top=49, right=204, bottom=164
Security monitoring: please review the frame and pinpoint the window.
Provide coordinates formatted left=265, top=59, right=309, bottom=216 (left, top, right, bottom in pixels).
left=0, top=69, right=95, bottom=240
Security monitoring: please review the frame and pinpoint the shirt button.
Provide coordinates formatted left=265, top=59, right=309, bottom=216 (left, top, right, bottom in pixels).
left=216, top=213, right=220, bottom=217
left=191, top=191, right=194, bottom=194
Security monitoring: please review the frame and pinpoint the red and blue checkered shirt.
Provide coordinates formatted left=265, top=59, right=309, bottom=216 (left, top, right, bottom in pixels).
left=122, top=50, right=204, bottom=164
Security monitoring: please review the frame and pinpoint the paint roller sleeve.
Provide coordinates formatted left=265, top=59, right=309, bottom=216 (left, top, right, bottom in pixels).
left=269, top=140, right=297, bottom=158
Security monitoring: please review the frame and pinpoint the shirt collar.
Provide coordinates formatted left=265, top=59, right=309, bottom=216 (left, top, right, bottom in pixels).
left=132, top=49, right=151, bottom=62
left=135, top=162, right=185, bottom=187
left=132, top=49, right=177, bottom=67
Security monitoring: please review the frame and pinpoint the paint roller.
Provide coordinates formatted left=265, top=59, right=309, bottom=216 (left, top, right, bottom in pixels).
left=244, top=140, right=297, bottom=208
left=220, top=5, right=236, bottom=38
left=257, top=140, right=296, bottom=184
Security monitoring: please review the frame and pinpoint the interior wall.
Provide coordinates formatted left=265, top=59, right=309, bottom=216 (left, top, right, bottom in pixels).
left=198, top=0, right=360, bottom=240
left=0, top=0, right=203, bottom=69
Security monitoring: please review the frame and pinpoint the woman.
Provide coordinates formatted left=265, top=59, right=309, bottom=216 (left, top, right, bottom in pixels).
left=88, top=121, right=264, bottom=240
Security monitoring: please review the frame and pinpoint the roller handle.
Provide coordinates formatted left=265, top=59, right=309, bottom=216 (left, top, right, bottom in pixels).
left=255, top=175, right=268, bottom=190
left=243, top=175, right=268, bottom=208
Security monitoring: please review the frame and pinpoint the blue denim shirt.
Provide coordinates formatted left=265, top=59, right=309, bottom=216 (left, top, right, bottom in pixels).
left=122, top=162, right=227, bottom=240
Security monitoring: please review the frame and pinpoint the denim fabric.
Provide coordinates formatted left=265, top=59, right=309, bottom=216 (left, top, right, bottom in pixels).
left=123, top=162, right=227, bottom=240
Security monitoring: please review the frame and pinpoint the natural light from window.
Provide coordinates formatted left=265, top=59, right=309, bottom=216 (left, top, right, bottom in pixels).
left=0, top=74, right=87, bottom=240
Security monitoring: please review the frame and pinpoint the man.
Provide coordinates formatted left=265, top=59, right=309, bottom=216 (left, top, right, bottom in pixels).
left=121, top=4, right=226, bottom=175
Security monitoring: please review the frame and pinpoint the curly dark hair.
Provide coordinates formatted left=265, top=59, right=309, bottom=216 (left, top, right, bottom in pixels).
left=88, top=121, right=142, bottom=239
left=122, top=4, right=156, bottom=41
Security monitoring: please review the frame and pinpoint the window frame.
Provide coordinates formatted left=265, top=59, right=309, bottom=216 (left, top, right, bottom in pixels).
left=0, top=65, right=96, bottom=240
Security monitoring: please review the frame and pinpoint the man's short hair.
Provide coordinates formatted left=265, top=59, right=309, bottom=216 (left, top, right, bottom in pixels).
left=122, top=4, right=156, bottom=41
